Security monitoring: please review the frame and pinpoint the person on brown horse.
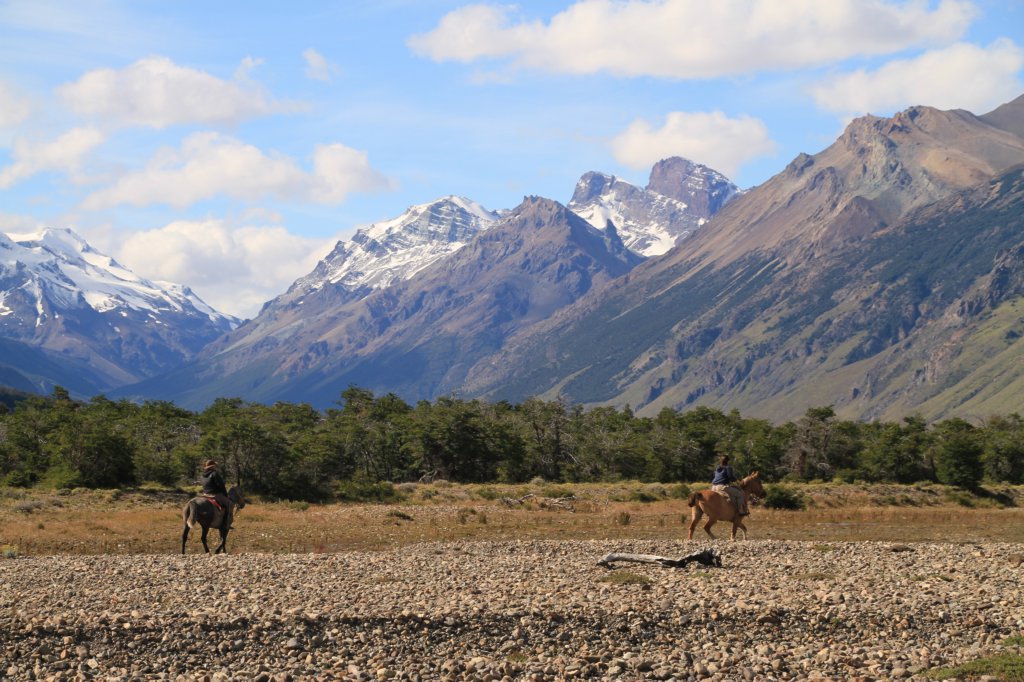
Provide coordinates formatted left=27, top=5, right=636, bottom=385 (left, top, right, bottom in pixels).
left=201, top=460, right=233, bottom=531
left=710, top=455, right=749, bottom=517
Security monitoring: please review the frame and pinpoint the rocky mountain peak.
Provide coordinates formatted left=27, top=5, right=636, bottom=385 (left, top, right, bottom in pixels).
left=288, top=195, right=498, bottom=301
left=568, top=159, right=739, bottom=258
left=570, top=172, right=618, bottom=205
left=646, top=157, right=739, bottom=215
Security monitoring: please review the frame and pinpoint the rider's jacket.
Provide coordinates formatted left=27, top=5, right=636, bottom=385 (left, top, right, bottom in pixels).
left=201, top=469, right=228, bottom=496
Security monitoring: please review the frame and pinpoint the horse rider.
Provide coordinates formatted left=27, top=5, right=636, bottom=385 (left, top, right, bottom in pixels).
left=711, top=455, right=749, bottom=516
left=201, top=460, right=233, bottom=530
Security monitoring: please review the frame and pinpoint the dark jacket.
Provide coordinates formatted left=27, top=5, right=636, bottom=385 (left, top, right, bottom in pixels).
left=711, top=465, right=737, bottom=486
left=201, top=468, right=228, bottom=496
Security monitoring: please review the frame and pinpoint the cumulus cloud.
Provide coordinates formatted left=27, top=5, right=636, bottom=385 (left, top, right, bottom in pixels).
left=409, top=0, right=975, bottom=78
left=303, top=48, right=339, bottom=82
left=0, top=127, right=104, bottom=188
left=0, top=80, right=31, bottom=128
left=58, top=56, right=293, bottom=128
left=111, top=219, right=331, bottom=318
left=811, top=39, right=1024, bottom=117
left=610, top=111, right=777, bottom=177
left=82, top=132, right=391, bottom=210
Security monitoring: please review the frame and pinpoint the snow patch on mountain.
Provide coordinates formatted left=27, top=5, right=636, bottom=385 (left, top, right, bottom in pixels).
left=1, top=228, right=238, bottom=328
left=290, top=195, right=498, bottom=298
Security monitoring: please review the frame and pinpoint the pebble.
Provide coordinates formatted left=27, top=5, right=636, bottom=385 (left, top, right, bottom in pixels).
left=0, top=539, right=1020, bottom=680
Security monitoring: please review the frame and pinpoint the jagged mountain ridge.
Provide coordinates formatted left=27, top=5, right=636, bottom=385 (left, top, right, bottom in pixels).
left=0, top=228, right=238, bottom=393
left=568, top=157, right=739, bottom=256
left=283, top=195, right=497, bottom=307
left=460, top=98, right=1024, bottom=421
left=118, top=197, right=642, bottom=408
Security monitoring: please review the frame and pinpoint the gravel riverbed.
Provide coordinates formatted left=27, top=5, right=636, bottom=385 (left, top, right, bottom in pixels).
left=1, top=540, right=1022, bottom=681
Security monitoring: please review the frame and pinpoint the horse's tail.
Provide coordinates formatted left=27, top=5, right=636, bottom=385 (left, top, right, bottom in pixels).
left=183, top=500, right=198, bottom=529
left=687, top=491, right=701, bottom=507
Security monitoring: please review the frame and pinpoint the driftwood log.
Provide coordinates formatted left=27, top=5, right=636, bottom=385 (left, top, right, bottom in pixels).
left=501, top=493, right=576, bottom=512
left=598, top=548, right=722, bottom=569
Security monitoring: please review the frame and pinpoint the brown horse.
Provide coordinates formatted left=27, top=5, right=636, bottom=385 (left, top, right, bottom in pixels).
left=181, top=486, right=245, bottom=554
left=687, top=471, right=766, bottom=540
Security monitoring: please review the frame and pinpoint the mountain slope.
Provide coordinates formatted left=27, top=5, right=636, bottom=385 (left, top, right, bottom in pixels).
left=0, top=228, right=238, bottom=392
left=121, top=197, right=642, bottom=408
left=568, top=157, right=738, bottom=256
left=462, top=99, right=1024, bottom=421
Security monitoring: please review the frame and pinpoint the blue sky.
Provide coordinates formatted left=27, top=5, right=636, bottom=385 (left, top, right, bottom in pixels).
left=1, top=0, right=1022, bottom=317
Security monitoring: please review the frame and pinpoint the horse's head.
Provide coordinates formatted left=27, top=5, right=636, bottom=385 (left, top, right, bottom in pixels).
left=742, top=471, right=766, bottom=502
left=228, top=486, right=247, bottom=511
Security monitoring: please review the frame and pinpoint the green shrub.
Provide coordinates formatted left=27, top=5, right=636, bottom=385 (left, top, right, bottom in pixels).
left=668, top=483, right=691, bottom=499
left=629, top=489, right=660, bottom=503
left=333, top=480, right=403, bottom=503
left=475, top=486, right=500, bottom=500
left=832, top=469, right=861, bottom=483
left=1, top=545, right=17, bottom=559
left=764, top=485, right=806, bottom=510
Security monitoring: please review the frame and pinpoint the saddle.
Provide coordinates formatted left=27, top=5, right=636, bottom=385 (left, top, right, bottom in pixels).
left=201, top=495, right=225, bottom=512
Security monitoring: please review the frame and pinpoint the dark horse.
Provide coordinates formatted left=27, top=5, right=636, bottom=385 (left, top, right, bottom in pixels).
left=181, top=486, right=245, bottom=554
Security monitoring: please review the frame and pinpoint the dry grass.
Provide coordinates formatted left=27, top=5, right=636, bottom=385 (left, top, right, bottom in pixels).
left=0, top=483, right=1022, bottom=555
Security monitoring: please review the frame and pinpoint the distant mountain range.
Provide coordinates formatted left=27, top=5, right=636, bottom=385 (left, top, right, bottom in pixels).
left=0, top=229, right=237, bottom=395
left=464, top=96, right=1024, bottom=421
left=6, top=94, right=1024, bottom=422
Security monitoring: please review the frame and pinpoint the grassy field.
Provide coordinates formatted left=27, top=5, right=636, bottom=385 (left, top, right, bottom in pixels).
left=2, top=480, right=1023, bottom=556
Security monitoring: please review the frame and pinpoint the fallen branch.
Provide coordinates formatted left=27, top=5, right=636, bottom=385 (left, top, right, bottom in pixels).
left=501, top=493, right=576, bottom=512
left=598, top=548, right=722, bottom=569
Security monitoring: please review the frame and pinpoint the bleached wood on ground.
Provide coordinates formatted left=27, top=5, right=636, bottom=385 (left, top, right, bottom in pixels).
left=598, top=552, right=684, bottom=568
left=597, top=549, right=722, bottom=569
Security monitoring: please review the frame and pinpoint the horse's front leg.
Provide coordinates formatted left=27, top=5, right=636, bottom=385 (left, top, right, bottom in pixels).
left=731, top=521, right=747, bottom=540
left=703, top=518, right=717, bottom=539
left=688, top=509, right=703, bottom=540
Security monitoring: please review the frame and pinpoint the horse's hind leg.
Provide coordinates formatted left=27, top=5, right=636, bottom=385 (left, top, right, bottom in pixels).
left=215, top=530, right=227, bottom=554
left=181, top=524, right=190, bottom=554
left=688, top=508, right=703, bottom=540
left=200, top=526, right=211, bottom=553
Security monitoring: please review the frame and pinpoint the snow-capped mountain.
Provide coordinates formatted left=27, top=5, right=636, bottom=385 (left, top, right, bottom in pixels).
left=288, top=195, right=498, bottom=303
left=0, top=228, right=238, bottom=393
left=568, top=157, right=740, bottom=256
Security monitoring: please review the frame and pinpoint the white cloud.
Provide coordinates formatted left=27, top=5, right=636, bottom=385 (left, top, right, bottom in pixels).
left=0, top=212, right=43, bottom=232
left=0, top=127, right=104, bottom=188
left=82, top=132, right=391, bottom=210
left=610, top=111, right=777, bottom=177
left=0, top=80, right=31, bottom=128
left=58, top=56, right=293, bottom=128
left=303, top=48, right=339, bottom=82
left=811, top=39, right=1024, bottom=117
left=110, top=219, right=331, bottom=318
left=409, top=0, right=976, bottom=78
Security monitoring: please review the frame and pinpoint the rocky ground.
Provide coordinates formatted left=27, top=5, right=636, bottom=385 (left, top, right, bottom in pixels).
left=1, top=540, right=1022, bottom=681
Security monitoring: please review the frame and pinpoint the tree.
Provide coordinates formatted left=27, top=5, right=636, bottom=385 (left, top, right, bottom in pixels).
left=784, top=406, right=860, bottom=480
left=981, top=414, right=1024, bottom=484
left=931, top=418, right=983, bottom=489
